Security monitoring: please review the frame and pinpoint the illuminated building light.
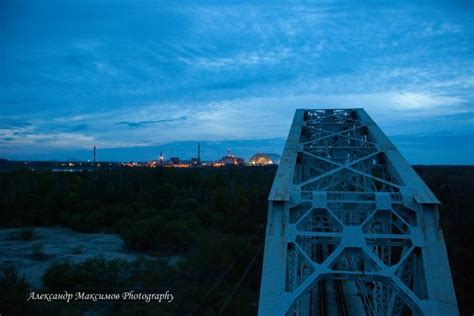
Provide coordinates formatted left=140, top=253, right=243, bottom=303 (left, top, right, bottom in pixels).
left=248, top=153, right=281, bottom=166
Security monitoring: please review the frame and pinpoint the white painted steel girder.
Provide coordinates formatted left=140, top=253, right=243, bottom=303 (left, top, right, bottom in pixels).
left=258, top=109, right=458, bottom=316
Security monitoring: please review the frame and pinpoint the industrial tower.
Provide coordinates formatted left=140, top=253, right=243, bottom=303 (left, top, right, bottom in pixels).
left=258, top=109, right=458, bottom=316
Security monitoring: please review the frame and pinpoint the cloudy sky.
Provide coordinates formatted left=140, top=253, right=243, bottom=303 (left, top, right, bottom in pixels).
left=1, top=0, right=473, bottom=163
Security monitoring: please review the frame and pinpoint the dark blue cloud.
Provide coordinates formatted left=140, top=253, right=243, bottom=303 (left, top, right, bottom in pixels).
left=0, top=119, right=31, bottom=129
left=115, top=117, right=187, bottom=128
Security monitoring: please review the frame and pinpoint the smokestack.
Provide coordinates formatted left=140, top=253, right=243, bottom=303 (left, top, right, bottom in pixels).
left=198, top=143, right=201, bottom=163
left=93, top=146, right=96, bottom=163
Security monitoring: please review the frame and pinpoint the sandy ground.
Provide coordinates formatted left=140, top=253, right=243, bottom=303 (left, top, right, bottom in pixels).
left=0, top=227, right=148, bottom=288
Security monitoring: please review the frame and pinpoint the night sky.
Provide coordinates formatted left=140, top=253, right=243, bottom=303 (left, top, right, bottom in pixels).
left=1, top=1, right=473, bottom=163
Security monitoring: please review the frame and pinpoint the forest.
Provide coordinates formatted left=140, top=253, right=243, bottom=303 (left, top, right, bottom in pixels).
left=0, top=165, right=473, bottom=315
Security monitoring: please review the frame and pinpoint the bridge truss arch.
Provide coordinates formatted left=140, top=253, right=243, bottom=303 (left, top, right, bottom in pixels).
left=258, top=109, right=458, bottom=316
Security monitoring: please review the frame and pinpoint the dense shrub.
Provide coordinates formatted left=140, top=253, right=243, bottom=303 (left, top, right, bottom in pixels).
left=120, top=212, right=199, bottom=253
left=0, top=266, right=30, bottom=315
left=0, top=167, right=273, bottom=255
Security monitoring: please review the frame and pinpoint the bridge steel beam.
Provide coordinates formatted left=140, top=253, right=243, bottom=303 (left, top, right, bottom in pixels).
left=258, top=109, right=458, bottom=316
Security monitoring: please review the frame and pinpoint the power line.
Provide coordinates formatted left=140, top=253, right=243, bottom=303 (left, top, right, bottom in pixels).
left=188, top=225, right=264, bottom=315
left=217, top=242, right=264, bottom=316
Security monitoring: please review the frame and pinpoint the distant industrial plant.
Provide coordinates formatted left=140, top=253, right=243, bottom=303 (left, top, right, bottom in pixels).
left=0, top=143, right=281, bottom=172
left=144, top=144, right=281, bottom=168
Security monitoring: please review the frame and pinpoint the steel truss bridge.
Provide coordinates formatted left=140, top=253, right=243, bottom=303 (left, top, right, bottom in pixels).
left=258, top=109, right=458, bottom=316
